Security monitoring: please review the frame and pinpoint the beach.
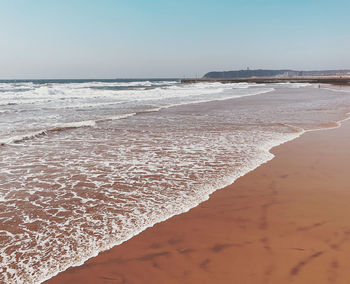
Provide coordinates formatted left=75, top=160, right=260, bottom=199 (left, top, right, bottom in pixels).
left=46, top=113, right=350, bottom=283
left=1, top=81, right=350, bottom=283
left=1, top=1, right=349, bottom=283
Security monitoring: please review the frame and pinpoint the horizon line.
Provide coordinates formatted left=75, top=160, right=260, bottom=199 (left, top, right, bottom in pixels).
left=1, top=68, right=350, bottom=81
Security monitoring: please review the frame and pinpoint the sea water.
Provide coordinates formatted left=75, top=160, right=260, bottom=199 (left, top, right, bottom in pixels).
left=0, top=79, right=350, bottom=283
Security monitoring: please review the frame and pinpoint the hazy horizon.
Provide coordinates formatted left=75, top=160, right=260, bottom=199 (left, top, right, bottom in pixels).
left=1, top=0, right=349, bottom=79
left=1, top=67, right=350, bottom=81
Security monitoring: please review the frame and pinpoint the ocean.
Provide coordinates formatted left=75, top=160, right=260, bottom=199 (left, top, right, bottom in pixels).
left=0, top=79, right=350, bottom=283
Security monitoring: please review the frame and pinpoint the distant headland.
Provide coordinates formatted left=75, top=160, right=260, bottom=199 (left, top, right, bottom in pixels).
left=203, top=69, right=350, bottom=79
left=181, top=69, right=350, bottom=85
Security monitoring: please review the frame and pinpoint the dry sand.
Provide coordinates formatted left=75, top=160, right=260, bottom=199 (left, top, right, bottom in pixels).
left=46, top=119, right=350, bottom=284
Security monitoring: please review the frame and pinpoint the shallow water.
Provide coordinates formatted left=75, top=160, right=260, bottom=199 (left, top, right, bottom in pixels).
left=0, top=80, right=350, bottom=283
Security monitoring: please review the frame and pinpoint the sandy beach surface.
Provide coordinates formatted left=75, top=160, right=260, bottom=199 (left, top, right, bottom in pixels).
left=46, top=118, right=350, bottom=284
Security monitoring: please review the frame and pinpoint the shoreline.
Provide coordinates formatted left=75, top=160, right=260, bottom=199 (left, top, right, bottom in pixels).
left=46, top=115, right=350, bottom=283
left=39, top=111, right=303, bottom=283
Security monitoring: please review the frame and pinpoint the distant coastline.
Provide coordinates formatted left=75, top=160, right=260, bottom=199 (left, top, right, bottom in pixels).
left=182, top=69, right=350, bottom=85
left=181, top=75, right=350, bottom=85
left=203, top=69, right=350, bottom=79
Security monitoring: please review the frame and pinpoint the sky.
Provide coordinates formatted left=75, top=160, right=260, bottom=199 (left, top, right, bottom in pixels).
left=0, top=0, right=349, bottom=79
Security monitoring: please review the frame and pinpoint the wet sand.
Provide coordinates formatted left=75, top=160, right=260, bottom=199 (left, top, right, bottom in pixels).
left=47, top=119, right=350, bottom=284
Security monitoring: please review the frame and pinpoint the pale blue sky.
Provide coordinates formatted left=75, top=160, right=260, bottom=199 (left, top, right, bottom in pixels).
left=0, top=0, right=349, bottom=79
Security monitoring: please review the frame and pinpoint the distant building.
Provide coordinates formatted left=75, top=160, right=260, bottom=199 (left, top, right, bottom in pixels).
left=279, top=71, right=299, bottom=77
